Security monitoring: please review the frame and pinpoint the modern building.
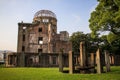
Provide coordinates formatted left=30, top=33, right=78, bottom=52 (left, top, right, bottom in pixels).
left=6, top=10, right=72, bottom=67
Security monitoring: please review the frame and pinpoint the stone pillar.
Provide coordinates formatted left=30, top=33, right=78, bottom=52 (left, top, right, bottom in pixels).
left=105, top=50, right=110, bottom=72
left=96, top=48, right=102, bottom=74
left=5, top=54, right=9, bottom=67
left=7, top=55, right=10, bottom=65
left=20, top=52, right=25, bottom=67
left=80, top=42, right=86, bottom=67
left=111, top=55, right=114, bottom=65
left=59, top=53, right=63, bottom=72
left=69, top=51, right=74, bottom=74
left=15, top=56, right=17, bottom=66
left=90, top=53, right=95, bottom=66
left=39, top=55, right=41, bottom=66
left=49, top=55, right=52, bottom=66
left=76, top=56, right=78, bottom=65
left=90, top=53, right=95, bottom=73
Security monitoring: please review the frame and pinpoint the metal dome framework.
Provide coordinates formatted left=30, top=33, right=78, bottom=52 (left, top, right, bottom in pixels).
left=34, top=10, right=57, bottom=19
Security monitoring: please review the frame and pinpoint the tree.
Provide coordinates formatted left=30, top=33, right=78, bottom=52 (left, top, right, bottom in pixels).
left=89, top=0, right=120, bottom=37
left=89, top=0, right=120, bottom=54
left=70, top=31, right=86, bottom=53
left=99, top=35, right=112, bottom=52
left=107, top=32, right=120, bottom=54
left=70, top=32, right=98, bottom=53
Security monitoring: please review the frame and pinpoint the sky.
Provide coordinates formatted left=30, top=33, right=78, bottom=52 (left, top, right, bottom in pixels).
left=0, top=0, right=98, bottom=51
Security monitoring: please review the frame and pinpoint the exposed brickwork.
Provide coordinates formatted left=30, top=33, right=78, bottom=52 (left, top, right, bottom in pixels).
left=6, top=10, right=72, bottom=67
left=17, top=10, right=72, bottom=54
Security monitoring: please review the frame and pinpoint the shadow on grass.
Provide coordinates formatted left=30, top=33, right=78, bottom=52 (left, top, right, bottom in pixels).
left=63, top=66, right=120, bottom=74
left=63, top=69, right=83, bottom=73
left=108, top=69, right=120, bottom=74
left=0, top=64, right=5, bottom=68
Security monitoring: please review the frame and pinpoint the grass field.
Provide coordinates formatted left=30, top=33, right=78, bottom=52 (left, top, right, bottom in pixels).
left=0, top=66, right=120, bottom=80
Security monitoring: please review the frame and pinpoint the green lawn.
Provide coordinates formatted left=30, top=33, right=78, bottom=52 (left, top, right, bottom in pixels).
left=0, top=66, right=120, bottom=80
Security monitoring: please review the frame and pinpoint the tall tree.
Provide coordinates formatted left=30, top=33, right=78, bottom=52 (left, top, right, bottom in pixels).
left=107, top=32, right=120, bottom=54
left=70, top=31, right=86, bottom=53
left=89, top=0, right=120, bottom=37
left=70, top=32, right=98, bottom=53
left=89, top=0, right=120, bottom=54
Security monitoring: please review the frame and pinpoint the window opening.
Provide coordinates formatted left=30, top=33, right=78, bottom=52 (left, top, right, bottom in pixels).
left=38, top=28, right=42, bottom=32
left=22, top=46, right=25, bottom=52
left=22, top=35, right=25, bottom=41
left=38, top=37, right=43, bottom=44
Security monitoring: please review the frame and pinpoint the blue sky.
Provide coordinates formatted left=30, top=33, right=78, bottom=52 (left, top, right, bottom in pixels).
left=0, top=0, right=98, bottom=51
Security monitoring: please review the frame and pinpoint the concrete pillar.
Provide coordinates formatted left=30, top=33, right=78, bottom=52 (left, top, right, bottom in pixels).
left=69, top=51, right=74, bottom=74
left=111, top=55, right=114, bottom=65
left=80, top=42, right=86, bottom=67
left=90, top=53, right=95, bottom=73
left=59, top=53, right=63, bottom=72
left=105, top=50, right=110, bottom=72
left=20, top=52, right=25, bottom=67
left=7, top=55, right=10, bottom=65
left=90, top=53, right=95, bottom=66
left=96, top=48, right=102, bottom=74
left=39, top=55, right=41, bottom=66
left=75, top=56, right=78, bottom=64
left=49, top=56, right=52, bottom=66
left=5, top=54, right=9, bottom=67
left=15, top=56, right=17, bottom=66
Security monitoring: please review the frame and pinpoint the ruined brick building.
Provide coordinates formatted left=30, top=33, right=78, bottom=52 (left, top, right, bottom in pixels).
left=5, top=10, right=120, bottom=67
left=18, top=10, right=71, bottom=53
left=6, top=10, right=72, bottom=67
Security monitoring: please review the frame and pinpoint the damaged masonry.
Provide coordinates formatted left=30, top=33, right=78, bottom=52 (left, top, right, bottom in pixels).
left=6, top=10, right=72, bottom=67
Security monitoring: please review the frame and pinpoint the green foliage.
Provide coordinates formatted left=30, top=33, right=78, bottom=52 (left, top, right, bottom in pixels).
left=98, top=35, right=109, bottom=50
left=70, top=31, right=102, bottom=53
left=70, top=32, right=95, bottom=53
left=107, top=32, right=118, bottom=43
left=70, top=31, right=86, bottom=53
left=106, top=32, right=120, bottom=54
left=0, top=67, right=120, bottom=80
left=89, top=0, right=120, bottom=54
left=89, top=0, right=120, bottom=36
